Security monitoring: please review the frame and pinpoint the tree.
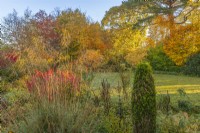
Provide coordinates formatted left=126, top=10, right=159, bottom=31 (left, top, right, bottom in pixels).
left=123, top=0, right=199, bottom=28
left=132, top=62, right=156, bottom=133
left=125, top=47, right=147, bottom=67
left=184, top=52, right=200, bottom=77
left=0, top=9, right=57, bottom=74
left=163, top=9, right=200, bottom=65
left=79, top=50, right=105, bottom=70
left=102, top=5, right=148, bottom=67
left=1, top=8, right=111, bottom=73
left=123, top=0, right=200, bottom=65
left=163, top=23, right=200, bottom=65
left=33, top=10, right=59, bottom=49
left=147, top=45, right=181, bottom=72
left=0, top=9, right=34, bottom=49
left=102, top=4, right=138, bottom=29
left=86, top=23, right=108, bottom=52
left=56, top=9, right=89, bottom=49
left=56, top=9, right=108, bottom=55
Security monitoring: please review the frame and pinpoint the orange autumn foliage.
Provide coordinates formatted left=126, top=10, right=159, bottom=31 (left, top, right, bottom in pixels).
left=80, top=50, right=105, bottom=70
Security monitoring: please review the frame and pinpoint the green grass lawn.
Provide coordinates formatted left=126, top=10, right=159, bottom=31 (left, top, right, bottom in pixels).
left=91, top=72, right=200, bottom=106
left=91, top=72, right=200, bottom=93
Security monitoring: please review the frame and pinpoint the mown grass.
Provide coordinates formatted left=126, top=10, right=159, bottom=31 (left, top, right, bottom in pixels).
left=154, top=74, right=200, bottom=94
left=91, top=72, right=200, bottom=93
left=91, top=72, right=200, bottom=106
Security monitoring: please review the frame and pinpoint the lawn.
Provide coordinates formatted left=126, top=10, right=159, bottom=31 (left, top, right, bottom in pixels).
left=91, top=72, right=200, bottom=93
left=91, top=72, right=200, bottom=106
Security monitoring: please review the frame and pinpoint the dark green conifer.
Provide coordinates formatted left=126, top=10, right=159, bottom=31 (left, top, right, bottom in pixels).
left=132, top=62, right=156, bottom=133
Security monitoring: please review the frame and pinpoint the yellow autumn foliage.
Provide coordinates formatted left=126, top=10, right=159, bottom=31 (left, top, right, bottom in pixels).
left=79, top=50, right=105, bottom=70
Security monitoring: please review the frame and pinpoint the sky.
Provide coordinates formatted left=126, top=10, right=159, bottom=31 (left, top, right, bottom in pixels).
left=0, top=0, right=123, bottom=22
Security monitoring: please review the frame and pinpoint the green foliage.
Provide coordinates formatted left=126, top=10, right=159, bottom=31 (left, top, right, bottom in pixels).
left=66, top=40, right=81, bottom=61
left=98, top=95, right=132, bottom=133
left=178, top=100, right=193, bottom=112
left=175, top=88, right=200, bottom=113
left=119, top=72, right=130, bottom=99
left=98, top=110, right=132, bottom=133
left=82, top=71, right=95, bottom=86
left=3, top=88, right=29, bottom=105
left=0, top=49, right=21, bottom=82
left=0, top=66, right=20, bottom=82
left=101, top=79, right=111, bottom=115
left=0, top=81, right=6, bottom=93
left=193, top=105, right=200, bottom=114
left=69, top=40, right=80, bottom=59
left=176, top=89, right=193, bottom=113
left=157, top=111, right=200, bottom=133
left=147, top=45, right=181, bottom=72
left=57, top=40, right=81, bottom=66
left=123, top=0, right=195, bottom=29
left=177, top=88, right=187, bottom=97
left=183, top=53, right=200, bottom=77
left=157, top=92, right=171, bottom=114
left=10, top=101, right=99, bottom=133
left=132, top=62, right=156, bottom=133
left=1, top=88, right=31, bottom=129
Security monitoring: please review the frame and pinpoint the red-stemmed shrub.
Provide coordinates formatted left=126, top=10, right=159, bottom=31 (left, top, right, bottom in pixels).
left=26, top=69, right=80, bottom=101
left=0, top=51, right=18, bottom=69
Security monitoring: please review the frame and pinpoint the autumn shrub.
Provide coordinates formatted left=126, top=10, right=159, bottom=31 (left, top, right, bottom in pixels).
left=132, top=62, right=156, bottom=133
left=98, top=110, right=132, bottom=133
left=183, top=52, right=200, bottom=77
left=125, top=48, right=147, bottom=68
left=26, top=69, right=80, bottom=101
left=97, top=86, right=133, bottom=133
left=80, top=49, right=105, bottom=71
left=157, top=111, right=200, bottom=133
left=0, top=87, right=31, bottom=130
left=15, top=34, right=57, bottom=76
left=0, top=48, right=19, bottom=82
left=98, top=88, right=132, bottom=133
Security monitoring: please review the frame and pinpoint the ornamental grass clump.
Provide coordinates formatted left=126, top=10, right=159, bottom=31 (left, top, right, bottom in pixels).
left=26, top=69, right=80, bottom=101
left=132, top=62, right=156, bottom=133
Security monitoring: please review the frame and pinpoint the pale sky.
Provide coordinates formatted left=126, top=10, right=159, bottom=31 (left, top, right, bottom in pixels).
left=0, top=0, right=123, bottom=22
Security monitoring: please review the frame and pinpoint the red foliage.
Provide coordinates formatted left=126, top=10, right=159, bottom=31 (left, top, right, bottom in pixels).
left=34, top=10, right=59, bottom=45
left=5, top=53, right=19, bottom=63
left=26, top=69, right=80, bottom=101
left=0, top=51, right=18, bottom=68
